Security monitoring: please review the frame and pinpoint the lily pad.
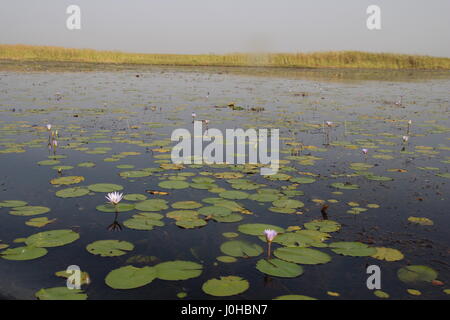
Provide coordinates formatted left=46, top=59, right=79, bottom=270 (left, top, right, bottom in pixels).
left=238, top=223, right=285, bottom=236
left=274, top=247, right=331, bottom=265
left=9, top=206, right=50, bottom=216
left=329, top=242, right=376, bottom=257
left=154, top=260, right=203, bottom=280
left=135, top=199, right=168, bottom=211
left=96, top=203, right=135, bottom=213
left=158, top=180, right=190, bottom=189
left=371, top=247, right=404, bottom=262
left=220, top=240, right=263, bottom=258
left=274, top=295, right=317, bottom=300
left=86, top=240, right=134, bottom=257
left=304, top=220, right=341, bottom=232
left=25, top=217, right=56, bottom=228
left=1, top=246, right=48, bottom=261
left=202, top=276, right=249, bottom=297
left=105, top=265, right=157, bottom=289
left=171, top=201, right=203, bottom=209
left=330, top=182, right=359, bottom=190
left=397, top=265, right=438, bottom=284
left=0, top=200, right=27, bottom=208
left=88, top=183, right=123, bottom=193
left=55, top=187, right=90, bottom=198
left=25, top=229, right=80, bottom=248
left=256, top=258, right=304, bottom=278
left=50, top=176, right=85, bottom=185
left=35, top=287, right=87, bottom=300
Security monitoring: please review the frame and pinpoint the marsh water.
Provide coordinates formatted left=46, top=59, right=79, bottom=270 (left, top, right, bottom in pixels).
left=0, top=65, right=449, bottom=300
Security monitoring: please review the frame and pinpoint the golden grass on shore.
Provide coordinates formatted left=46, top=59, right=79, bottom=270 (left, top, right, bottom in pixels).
left=1, top=44, right=449, bottom=70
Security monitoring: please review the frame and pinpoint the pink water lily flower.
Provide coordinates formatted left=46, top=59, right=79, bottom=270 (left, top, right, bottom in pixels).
left=362, top=148, right=368, bottom=155
left=106, top=192, right=123, bottom=205
left=264, top=229, right=278, bottom=243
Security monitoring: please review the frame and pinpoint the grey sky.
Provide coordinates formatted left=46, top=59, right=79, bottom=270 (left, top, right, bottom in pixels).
left=0, top=0, right=449, bottom=57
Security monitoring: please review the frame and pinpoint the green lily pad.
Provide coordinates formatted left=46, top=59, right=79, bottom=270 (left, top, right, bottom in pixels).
left=135, top=199, right=168, bottom=211
left=256, top=258, right=304, bottom=278
left=290, top=177, right=316, bottom=184
left=274, top=247, right=331, bottom=265
left=220, top=240, right=263, bottom=258
left=329, top=242, right=376, bottom=257
left=371, top=247, right=404, bottom=261
left=38, top=160, right=61, bottom=166
left=123, top=194, right=147, bottom=201
left=86, top=240, right=134, bottom=257
left=55, top=187, right=90, bottom=198
left=119, top=170, right=152, bottom=178
left=217, top=256, right=237, bottom=263
left=238, top=223, right=285, bottom=236
left=158, top=180, right=190, bottom=189
left=397, top=265, right=438, bottom=284
left=175, top=218, right=207, bottom=229
left=330, top=182, right=359, bottom=190
left=25, top=229, right=80, bottom=248
left=304, top=220, right=341, bottom=232
left=248, top=193, right=280, bottom=202
left=77, top=162, right=96, bottom=168
left=50, top=176, right=85, bottom=185
left=9, top=206, right=50, bottom=216
left=35, top=287, right=87, bottom=300
left=123, top=213, right=164, bottom=230
left=271, top=230, right=329, bottom=247
left=171, top=201, right=203, bottom=209
left=219, top=190, right=249, bottom=200
left=0, top=200, right=27, bottom=208
left=202, top=276, right=249, bottom=297
left=96, top=203, right=135, bottom=213
left=1, top=246, right=48, bottom=261
left=198, top=206, right=232, bottom=217
left=272, top=199, right=304, bottom=209
left=154, top=260, right=203, bottom=280
left=25, top=217, right=56, bottom=228
left=88, top=183, right=123, bottom=193
left=105, top=265, right=157, bottom=289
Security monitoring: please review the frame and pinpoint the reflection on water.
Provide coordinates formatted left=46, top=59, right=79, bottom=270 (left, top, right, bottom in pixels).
left=0, top=66, right=449, bottom=300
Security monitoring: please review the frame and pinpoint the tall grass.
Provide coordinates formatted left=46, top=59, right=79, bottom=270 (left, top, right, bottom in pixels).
left=1, top=44, right=449, bottom=69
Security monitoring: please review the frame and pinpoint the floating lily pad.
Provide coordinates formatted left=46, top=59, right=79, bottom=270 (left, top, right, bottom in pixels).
left=25, top=217, right=56, bottom=228
left=371, top=247, right=404, bottom=261
left=105, top=265, right=157, bottom=289
left=123, top=213, right=164, bottom=230
left=304, top=220, right=341, bottom=232
left=154, top=260, right=203, bottom=280
left=25, top=229, right=80, bottom=248
left=256, top=258, right=303, bottom=278
left=1, top=246, right=48, bottom=261
left=135, top=199, right=168, bottom=211
left=220, top=240, right=263, bottom=258
left=219, top=190, right=249, bottom=200
left=217, top=256, right=237, bottom=263
left=274, top=247, right=331, bottom=265
left=329, top=242, right=376, bottom=257
left=9, top=206, right=50, bottom=216
left=0, top=200, right=27, bottom=208
left=272, top=199, right=304, bottom=209
left=86, top=240, right=134, bottom=257
left=38, top=160, right=60, bottom=166
left=202, top=276, right=249, bottom=297
left=158, top=180, right=190, bottom=189
left=408, top=216, right=434, bottom=226
left=35, top=287, right=87, bottom=300
left=96, top=203, right=135, bottom=213
left=330, top=182, right=359, bottom=190
left=119, top=170, right=152, bottom=178
left=397, top=265, right=438, bottom=284
left=88, top=183, right=123, bottom=192
left=123, top=194, right=147, bottom=201
left=238, top=223, right=285, bottom=236
left=50, top=176, right=85, bottom=185
left=55, top=187, right=90, bottom=198
left=171, top=201, right=203, bottom=209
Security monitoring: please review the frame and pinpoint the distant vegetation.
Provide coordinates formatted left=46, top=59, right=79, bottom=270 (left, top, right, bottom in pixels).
left=1, top=44, right=449, bottom=70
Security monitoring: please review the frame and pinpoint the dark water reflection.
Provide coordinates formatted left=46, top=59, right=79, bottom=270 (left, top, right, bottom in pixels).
left=0, top=66, right=449, bottom=299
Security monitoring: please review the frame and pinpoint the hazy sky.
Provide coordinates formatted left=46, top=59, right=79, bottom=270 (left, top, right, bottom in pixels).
left=1, top=0, right=449, bottom=57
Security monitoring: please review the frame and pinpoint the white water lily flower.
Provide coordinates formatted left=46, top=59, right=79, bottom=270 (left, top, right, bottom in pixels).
left=402, top=135, right=409, bottom=142
left=264, top=229, right=278, bottom=243
left=46, top=124, right=52, bottom=131
left=106, top=192, right=123, bottom=205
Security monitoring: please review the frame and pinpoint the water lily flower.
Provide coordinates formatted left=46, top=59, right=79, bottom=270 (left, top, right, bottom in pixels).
left=402, top=135, right=409, bottom=143
left=264, top=229, right=277, bottom=259
left=408, top=120, right=412, bottom=125
left=46, top=124, right=52, bottom=131
left=106, top=192, right=123, bottom=206
left=362, top=148, right=368, bottom=155
left=52, top=140, right=58, bottom=147
left=264, top=229, right=278, bottom=243
left=325, top=121, right=333, bottom=127
left=192, top=113, right=196, bottom=118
